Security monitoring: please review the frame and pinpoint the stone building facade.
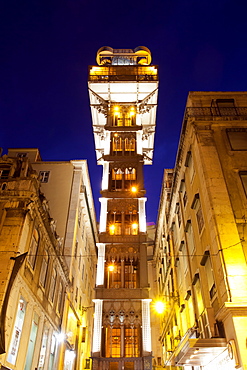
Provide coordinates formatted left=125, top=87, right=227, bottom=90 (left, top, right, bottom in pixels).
left=0, top=149, right=98, bottom=370
left=154, top=92, right=247, bottom=370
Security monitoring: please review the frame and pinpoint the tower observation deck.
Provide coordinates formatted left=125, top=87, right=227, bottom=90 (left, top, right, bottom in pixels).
left=88, top=46, right=159, bottom=370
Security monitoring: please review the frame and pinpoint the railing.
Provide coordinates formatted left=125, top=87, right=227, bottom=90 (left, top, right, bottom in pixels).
left=89, top=74, right=158, bottom=82
left=185, top=106, right=247, bottom=119
left=92, top=356, right=150, bottom=370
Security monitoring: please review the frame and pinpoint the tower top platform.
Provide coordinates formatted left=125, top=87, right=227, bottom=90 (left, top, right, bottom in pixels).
left=96, top=46, right=152, bottom=66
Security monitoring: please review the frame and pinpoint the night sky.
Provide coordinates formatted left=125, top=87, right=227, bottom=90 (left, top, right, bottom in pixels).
left=1, top=0, right=247, bottom=223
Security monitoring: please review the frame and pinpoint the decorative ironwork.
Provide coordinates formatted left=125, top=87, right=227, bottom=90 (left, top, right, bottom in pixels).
left=138, top=88, right=158, bottom=114
left=89, top=88, right=108, bottom=117
left=186, top=106, right=247, bottom=119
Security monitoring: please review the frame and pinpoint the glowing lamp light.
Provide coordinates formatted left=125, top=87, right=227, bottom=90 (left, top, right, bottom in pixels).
left=109, top=224, right=115, bottom=235
left=57, top=332, right=66, bottom=343
left=131, top=186, right=137, bottom=193
left=108, top=265, right=114, bottom=272
left=153, top=301, right=165, bottom=314
left=132, top=223, right=138, bottom=230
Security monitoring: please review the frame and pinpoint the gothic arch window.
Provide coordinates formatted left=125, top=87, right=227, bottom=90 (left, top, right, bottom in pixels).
left=111, top=167, right=136, bottom=191
left=107, top=209, right=138, bottom=235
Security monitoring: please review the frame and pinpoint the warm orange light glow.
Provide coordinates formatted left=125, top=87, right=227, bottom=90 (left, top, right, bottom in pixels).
left=108, top=265, right=114, bottom=272
left=153, top=301, right=165, bottom=314
left=114, top=106, right=120, bottom=112
left=109, top=224, right=115, bottom=235
left=132, top=223, right=138, bottom=229
left=131, top=186, right=137, bottom=193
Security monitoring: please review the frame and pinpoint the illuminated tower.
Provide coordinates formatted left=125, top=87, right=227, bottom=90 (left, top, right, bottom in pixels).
left=88, top=47, right=158, bottom=370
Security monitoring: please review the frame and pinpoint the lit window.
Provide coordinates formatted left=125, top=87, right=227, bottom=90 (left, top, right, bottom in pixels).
left=108, top=212, right=122, bottom=235
left=39, top=171, right=50, bottom=183
left=112, top=136, right=123, bottom=152
left=124, top=137, right=136, bottom=152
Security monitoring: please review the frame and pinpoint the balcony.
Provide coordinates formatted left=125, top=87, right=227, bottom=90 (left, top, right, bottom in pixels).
left=89, top=65, right=158, bottom=83
left=185, top=106, right=247, bottom=120
left=92, top=356, right=152, bottom=370
left=99, top=233, right=147, bottom=244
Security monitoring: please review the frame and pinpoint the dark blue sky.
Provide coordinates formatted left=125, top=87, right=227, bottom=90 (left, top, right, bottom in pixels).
left=1, top=0, right=247, bottom=222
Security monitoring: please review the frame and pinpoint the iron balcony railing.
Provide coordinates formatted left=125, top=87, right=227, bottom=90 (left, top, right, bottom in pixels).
left=185, top=106, right=247, bottom=119
left=89, top=65, right=158, bottom=82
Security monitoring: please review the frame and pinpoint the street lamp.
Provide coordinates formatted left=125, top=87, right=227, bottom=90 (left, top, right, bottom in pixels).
left=153, top=300, right=166, bottom=314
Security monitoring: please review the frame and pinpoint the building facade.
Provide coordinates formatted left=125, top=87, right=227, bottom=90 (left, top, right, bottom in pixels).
left=88, top=47, right=159, bottom=370
left=0, top=152, right=70, bottom=370
left=154, top=92, right=247, bottom=370
left=0, top=149, right=98, bottom=370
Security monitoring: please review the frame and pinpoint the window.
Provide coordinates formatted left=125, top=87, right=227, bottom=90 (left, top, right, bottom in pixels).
left=38, top=328, right=49, bottom=370
left=200, top=251, right=216, bottom=299
left=7, top=297, right=27, bottom=365
left=111, top=168, right=123, bottom=191
left=104, top=325, right=140, bottom=357
left=28, top=229, right=39, bottom=270
left=124, top=210, right=138, bottom=235
left=185, top=151, right=195, bottom=182
left=82, top=327, right=87, bottom=342
left=192, top=273, right=204, bottom=315
left=17, top=152, right=27, bottom=158
left=124, top=326, right=140, bottom=357
left=108, top=211, right=122, bottom=235
left=240, top=172, right=247, bottom=196
left=39, top=250, right=49, bottom=288
left=111, top=106, right=136, bottom=127
left=57, top=281, right=64, bottom=314
left=185, top=220, right=195, bottom=255
left=112, top=136, right=123, bottom=152
left=227, top=128, right=247, bottom=150
left=24, top=313, right=39, bottom=370
left=0, top=165, right=11, bottom=179
left=48, top=333, right=57, bottom=370
left=39, top=171, right=50, bottom=183
left=215, top=98, right=237, bottom=116
left=111, top=167, right=136, bottom=191
left=124, top=137, right=136, bottom=154
left=112, top=135, right=136, bottom=155
left=191, top=193, right=204, bottom=234
left=124, top=260, right=137, bottom=288
left=49, top=268, right=57, bottom=302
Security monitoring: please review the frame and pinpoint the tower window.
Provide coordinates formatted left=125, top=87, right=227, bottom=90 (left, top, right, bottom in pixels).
left=39, top=171, right=50, bottom=183
left=111, top=168, right=136, bottom=191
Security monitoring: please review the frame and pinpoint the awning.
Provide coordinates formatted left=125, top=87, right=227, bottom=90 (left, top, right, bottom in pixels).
left=173, top=338, right=227, bottom=366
